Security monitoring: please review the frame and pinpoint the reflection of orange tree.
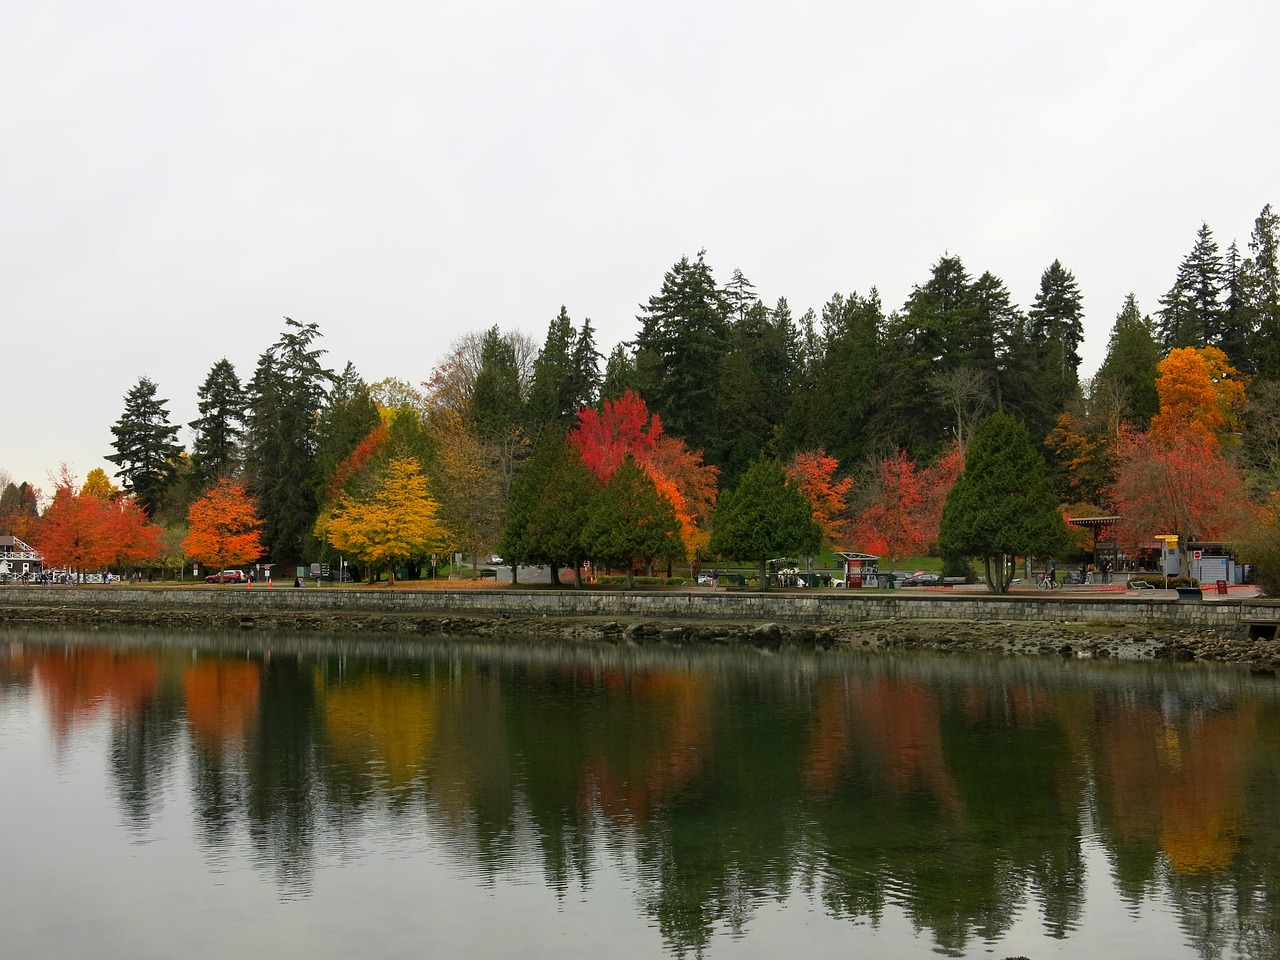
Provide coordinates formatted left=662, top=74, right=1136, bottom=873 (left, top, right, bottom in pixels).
left=32, top=649, right=159, bottom=740
left=804, top=676, right=960, bottom=814
left=182, top=658, right=260, bottom=748
left=588, top=668, right=711, bottom=826
left=315, top=672, right=438, bottom=791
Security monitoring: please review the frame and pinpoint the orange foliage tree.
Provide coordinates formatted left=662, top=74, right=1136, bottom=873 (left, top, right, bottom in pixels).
left=1150, top=346, right=1246, bottom=447
left=36, top=467, right=162, bottom=575
left=570, top=390, right=718, bottom=559
left=182, top=478, right=264, bottom=573
left=785, top=449, right=853, bottom=547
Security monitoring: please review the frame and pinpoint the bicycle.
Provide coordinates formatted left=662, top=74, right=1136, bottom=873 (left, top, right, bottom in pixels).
left=1037, top=573, right=1062, bottom=590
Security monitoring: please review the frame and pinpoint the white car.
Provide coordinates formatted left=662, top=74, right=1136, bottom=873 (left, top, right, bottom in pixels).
left=486, top=555, right=504, bottom=565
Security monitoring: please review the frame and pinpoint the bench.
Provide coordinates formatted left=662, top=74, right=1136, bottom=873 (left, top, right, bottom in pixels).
left=1127, top=580, right=1155, bottom=591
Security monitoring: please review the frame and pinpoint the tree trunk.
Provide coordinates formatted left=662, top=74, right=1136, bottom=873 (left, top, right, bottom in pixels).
left=758, top=557, right=769, bottom=591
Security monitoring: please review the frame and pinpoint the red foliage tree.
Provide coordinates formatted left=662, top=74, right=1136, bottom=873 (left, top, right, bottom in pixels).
left=1110, top=428, right=1257, bottom=555
left=569, top=390, right=717, bottom=558
left=847, top=445, right=963, bottom=562
left=36, top=467, right=161, bottom=574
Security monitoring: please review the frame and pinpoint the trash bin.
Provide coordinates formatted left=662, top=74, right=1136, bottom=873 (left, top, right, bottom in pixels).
left=1216, top=579, right=1228, bottom=596
left=1176, top=586, right=1202, bottom=601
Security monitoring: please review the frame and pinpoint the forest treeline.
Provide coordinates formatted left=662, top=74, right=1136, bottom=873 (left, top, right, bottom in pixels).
left=5, top=204, right=1280, bottom=586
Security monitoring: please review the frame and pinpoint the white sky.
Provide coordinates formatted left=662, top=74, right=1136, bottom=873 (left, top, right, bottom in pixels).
left=3, top=0, right=1277, bottom=495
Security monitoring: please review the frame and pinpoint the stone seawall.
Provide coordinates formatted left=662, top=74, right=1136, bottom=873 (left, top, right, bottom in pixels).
left=6, top=585, right=1280, bottom=668
left=2, top=583, right=1278, bottom=630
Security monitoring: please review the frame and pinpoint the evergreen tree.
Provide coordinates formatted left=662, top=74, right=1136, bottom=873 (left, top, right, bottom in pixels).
left=528, top=306, right=576, bottom=428
left=566, top=317, right=602, bottom=412
left=1221, top=241, right=1253, bottom=369
left=314, top=363, right=381, bottom=497
left=107, top=376, right=183, bottom=517
left=938, top=412, right=1068, bottom=593
left=716, top=298, right=797, bottom=485
left=809, top=291, right=883, bottom=464
left=1246, top=204, right=1280, bottom=380
left=634, top=251, right=729, bottom=461
left=1157, top=222, right=1225, bottom=349
left=600, top=343, right=638, bottom=402
left=469, top=325, right=525, bottom=440
left=1026, top=260, right=1085, bottom=433
left=709, top=457, right=821, bottom=590
left=1095, top=294, right=1161, bottom=426
left=581, top=454, right=683, bottom=588
left=243, top=317, right=336, bottom=563
left=189, top=358, right=246, bottom=486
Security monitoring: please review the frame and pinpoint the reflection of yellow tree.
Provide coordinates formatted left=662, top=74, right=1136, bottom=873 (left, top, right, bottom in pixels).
left=317, top=673, right=438, bottom=790
left=1094, top=702, right=1254, bottom=874
left=1159, top=712, right=1252, bottom=874
left=182, top=659, right=260, bottom=748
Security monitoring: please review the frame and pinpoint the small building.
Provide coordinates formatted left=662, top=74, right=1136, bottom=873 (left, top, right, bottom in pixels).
left=833, top=551, right=881, bottom=588
left=0, top=535, right=43, bottom=579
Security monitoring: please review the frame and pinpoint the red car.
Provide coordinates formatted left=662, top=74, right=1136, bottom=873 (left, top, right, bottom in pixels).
left=205, top=570, right=247, bottom=584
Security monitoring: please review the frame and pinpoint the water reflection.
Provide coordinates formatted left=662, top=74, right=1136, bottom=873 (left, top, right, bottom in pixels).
left=4, top=629, right=1280, bottom=958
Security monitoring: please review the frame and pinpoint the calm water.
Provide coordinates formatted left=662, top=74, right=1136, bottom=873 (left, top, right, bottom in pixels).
left=2, top=627, right=1279, bottom=960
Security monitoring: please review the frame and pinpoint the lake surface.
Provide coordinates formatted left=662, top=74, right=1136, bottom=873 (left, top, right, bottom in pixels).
left=2, top=627, right=1279, bottom=960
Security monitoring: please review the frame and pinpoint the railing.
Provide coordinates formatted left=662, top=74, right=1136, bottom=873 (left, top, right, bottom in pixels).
left=0, top=551, right=41, bottom=561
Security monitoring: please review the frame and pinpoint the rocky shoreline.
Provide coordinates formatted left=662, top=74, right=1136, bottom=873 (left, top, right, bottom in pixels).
left=4, top=601, right=1279, bottom=671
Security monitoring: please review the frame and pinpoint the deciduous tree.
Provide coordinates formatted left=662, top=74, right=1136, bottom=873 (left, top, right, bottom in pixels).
left=182, top=478, right=264, bottom=574
left=1110, top=429, right=1256, bottom=569
left=321, top=458, right=450, bottom=584
left=785, top=450, right=852, bottom=547
left=1150, top=346, right=1246, bottom=447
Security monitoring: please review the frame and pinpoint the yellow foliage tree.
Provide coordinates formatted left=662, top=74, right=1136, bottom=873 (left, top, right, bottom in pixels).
left=321, top=457, right=450, bottom=583
left=1151, top=346, right=1246, bottom=447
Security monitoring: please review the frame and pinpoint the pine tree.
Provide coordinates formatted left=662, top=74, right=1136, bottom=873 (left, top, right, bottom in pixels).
left=709, top=457, right=821, bottom=590
left=189, top=358, right=246, bottom=486
left=1095, top=294, right=1161, bottom=426
left=469, top=325, right=525, bottom=440
left=1157, top=222, right=1225, bottom=349
left=634, top=251, right=729, bottom=461
left=1026, top=260, right=1085, bottom=433
left=938, top=412, right=1068, bottom=593
left=1246, top=204, right=1280, bottom=380
left=810, top=291, right=883, bottom=464
left=243, top=318, right=336, bottom=563
left=528, top=307, right=578, bottom=428
left=600, top=343, right=638, bottom=403
left=315, top=363, right=381, bottom=497
left=581, top=454, right=683, bottom=588
left=107, top=376, right=183, bottom=517
left=566, top=317, right=602, bottom=412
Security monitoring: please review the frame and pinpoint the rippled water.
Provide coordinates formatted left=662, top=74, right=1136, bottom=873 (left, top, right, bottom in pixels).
left=2, top=626, right=1279, bottom=959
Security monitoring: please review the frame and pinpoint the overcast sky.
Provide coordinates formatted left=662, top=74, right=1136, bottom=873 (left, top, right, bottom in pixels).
left=3, top=0, right=1277, bottom=495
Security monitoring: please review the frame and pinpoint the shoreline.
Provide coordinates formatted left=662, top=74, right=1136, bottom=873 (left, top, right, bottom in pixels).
left=4, top=590, right=1279, bottom=670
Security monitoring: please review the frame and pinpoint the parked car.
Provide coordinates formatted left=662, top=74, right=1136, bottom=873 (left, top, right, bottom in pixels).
left=205, top=569, right=247, bottom=584
left=900, top=572, right=943, bottom=587
left=486, top=555, right=504, bottom=565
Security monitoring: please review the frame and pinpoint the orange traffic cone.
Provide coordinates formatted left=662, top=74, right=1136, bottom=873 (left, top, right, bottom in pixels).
left=268, top=577, right=273, bottom=588
left=247, top=577, right=252, bottom=588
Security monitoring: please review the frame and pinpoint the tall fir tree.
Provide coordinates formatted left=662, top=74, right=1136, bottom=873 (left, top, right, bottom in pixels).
left=810, top=291, right=883, bottom=464
left=1157, top=222, right=1225, bottom=349
left=107, top=376, right=183, bottom=517
left=600, top=343, right=638, bottom=403
left=634, top=250, right=729, bottom=462
left=1246, top=204, right=1280, bottom=380
left=469, top=325, right=525, bottom=440
left=243, top=317, right=336, bottom=563
left=1095, top=294, right=1160, bottom=427
left=1026, top=260, right=1085, bottom=435
left=189, top=358, right=246, bottom=486
left=314, top=362, right=381, bottom=498
left=566, top=317, right=602, bottom=411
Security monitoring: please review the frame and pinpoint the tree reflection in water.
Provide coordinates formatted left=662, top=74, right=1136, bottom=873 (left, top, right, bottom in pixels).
left=6, top=630, right=1280, bottom=958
